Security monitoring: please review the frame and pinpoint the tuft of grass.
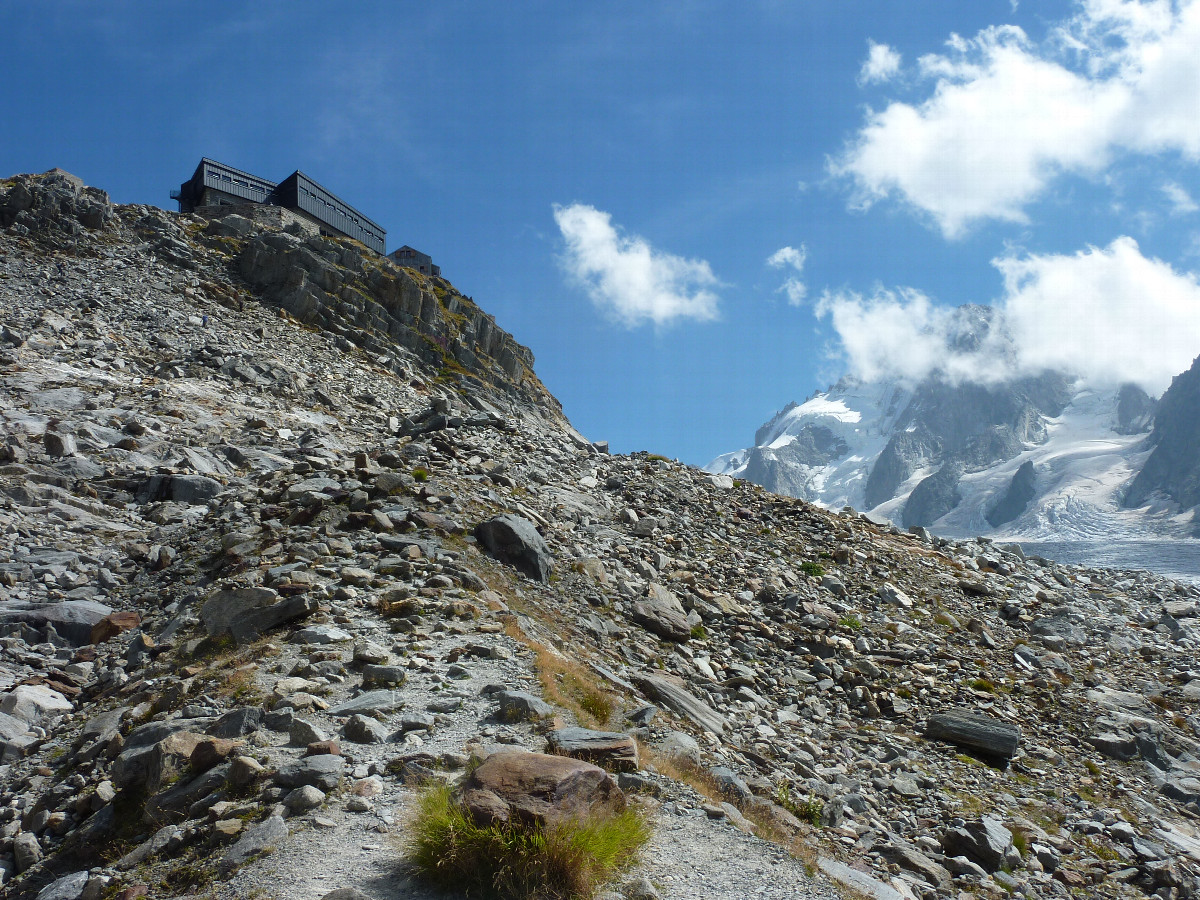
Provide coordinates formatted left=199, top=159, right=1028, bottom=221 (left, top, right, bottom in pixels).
left=406, top=783, right=650, bottom=899
left=689, top=623, right=708, bottom=641
left=799, top=561, right=825, bottom=578
left=837, top=615, right=862, bottom=631
left=969, top=678, right=996, bottom=694
left=412, top=467, right=430, bottom=482
left=502, top=620, right=615, bottom=729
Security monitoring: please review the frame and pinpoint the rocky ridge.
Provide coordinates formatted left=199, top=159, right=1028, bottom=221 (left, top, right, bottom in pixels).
left=2, top=170, right=1200, bottom=900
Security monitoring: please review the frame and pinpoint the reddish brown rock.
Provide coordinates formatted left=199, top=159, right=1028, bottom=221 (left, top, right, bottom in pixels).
left=458, top=750, right=625, bottom=827
left=90, top=611, right=141, bottom=645
left=190, top=737, right=241, bottom=773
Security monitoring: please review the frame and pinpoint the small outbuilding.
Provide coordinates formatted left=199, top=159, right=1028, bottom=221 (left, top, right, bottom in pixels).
left=388, top=245, right=440, bottom=276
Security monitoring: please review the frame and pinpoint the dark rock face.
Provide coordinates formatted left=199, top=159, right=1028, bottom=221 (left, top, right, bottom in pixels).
left=902, top=464, right=963, bottom=529
left=474, top=514, right=553, bottom=582
left=987, top=460, right=1037, bottom=528
left=1125, top=354, right=1200, bottom=511
left=1116, top=383, right=1156, bottom=435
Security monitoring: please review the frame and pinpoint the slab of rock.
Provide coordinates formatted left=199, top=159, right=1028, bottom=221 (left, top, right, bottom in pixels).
left=496, top=689, right=554, bottom=722
left=924, top=708, right=1020, bottom=760
left=219, top=815, right=288, bottom=874
left=458, top=750, right=625, bottom=827
left=274, top=754, right=345, bottom=791
left=547, top=727, right=639, bottom=772
left=0, top=599, right=112, bottom=646
left=631, top=583, right=691, bottom=642
left=818, top=857, right=907, bottom=900
left=941, top=816, right=1015, bottom=872
left=343, top=714, right=390, bottom=744
left=1, top=683, right=72, bottom=725
left=200, top=588, right=320, bottom=643
left=474, top=514, right=552, bottom=582
left=328, top=690, right=406, bottom=716
left=632, top=674, right=726, bottom=736
left=32, top=869, right=88, bottom=900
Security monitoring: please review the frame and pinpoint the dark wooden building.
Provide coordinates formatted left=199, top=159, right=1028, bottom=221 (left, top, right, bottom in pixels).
left=172, top=158, right=387, bottom=255
left=388, top=245, right=440, bottom=276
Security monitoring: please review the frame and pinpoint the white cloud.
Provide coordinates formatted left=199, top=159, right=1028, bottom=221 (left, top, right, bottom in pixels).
left=553, top=203, right=720, bottom=328
left=859, top=41, right=902, bottom=84
left=767, top=245, right=808, bottom=305
left=1164, top=181, right=1199, bottom=214
left=832, top=0, right=1200, bottom=237
left=817, top=236, right=1200, bottom=395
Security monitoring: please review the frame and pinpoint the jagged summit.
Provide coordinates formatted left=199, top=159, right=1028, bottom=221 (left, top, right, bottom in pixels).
left=3, top=171, right=1200, bottom=900
left=707, top=301, right=1200, bottom=542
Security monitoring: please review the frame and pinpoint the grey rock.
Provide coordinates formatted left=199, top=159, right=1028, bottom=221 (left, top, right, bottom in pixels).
left=343, top=714, right=390, bottom=744
left=631, top=582, right=691, bottom=642
left=632, top=674, right=727, bottom=736
left=496, top=690, right=554, bottom=722
left=14, top=831, right=42, bottom=872
left=220, top=814, right=288, bottom=874
left=925, top=708, right=1020, bottom=760
left=289, top=718, right=328, bottom=746
left=941, top=815, right=1014, bottom=872
left=547, top=727, right=639, bottom=772
left=0, top=683, right=72, bottom=725
left=34, top=870, right=89, bottom=900
left=284, top=784, right=326, bottom=813
left=274, top=754, right=345, bottom=791
left=987, top=460, right=1037, bottom=527
left=328, top=690, right=406, bottom=716
left=208, top=706, right=263, bottom=737
left=474, top=514, right=553, bottom=582
left=0, top=599, right=112, bottom=646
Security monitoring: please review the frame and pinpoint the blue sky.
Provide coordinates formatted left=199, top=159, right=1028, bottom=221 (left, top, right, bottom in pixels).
left=4, top=1, right=1200, bottom=465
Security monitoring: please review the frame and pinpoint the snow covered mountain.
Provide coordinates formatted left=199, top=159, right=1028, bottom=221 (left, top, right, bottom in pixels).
left=707, top=307, right=1200, bottom=541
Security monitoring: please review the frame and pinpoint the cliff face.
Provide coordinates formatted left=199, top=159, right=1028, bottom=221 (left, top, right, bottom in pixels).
left=1124, top=353, right=1200, bottom=513
left=3, top=171, right=1200, bottom=900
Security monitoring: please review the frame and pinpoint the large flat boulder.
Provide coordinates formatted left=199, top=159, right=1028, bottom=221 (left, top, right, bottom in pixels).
left=632, top=673, right=726, bottom=736
left=474, top=514, right=552, bottom=582
left=631, top=582, right=691, bottom=642
left=924, top=708, right=1020, bottom=760
left=1, top=683, right=73, bottom=725
left=547, top=727, right=639, bottom=772
left=0, top=599, right=112, bottom=646
left=458, top=750, right=625, bottom=827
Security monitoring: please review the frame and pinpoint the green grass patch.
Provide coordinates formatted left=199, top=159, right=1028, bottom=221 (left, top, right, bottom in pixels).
left=970, top=678, right=996, bottom=694
left=412, top=467, right=430, bottom=482
left=799, top=561, right=825, bottom=577
left=837, top=615, right=862, bottom=630
left=406, top=783, right=650, bottom=899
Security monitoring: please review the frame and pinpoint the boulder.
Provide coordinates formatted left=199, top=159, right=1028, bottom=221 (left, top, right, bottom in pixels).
left=924, top=708, right=1020, bottom=760
left=274, top=754, right=345, bottom=791
left=458, top=750, right=625, bottom=827
left=631, top=582, right=691, bottom=642
left=200, top=586, right=319, bottom=644
left=547, top=727, right=639, bottom=772
left=941, top=816, right=1016, bottom=872
left=632, top=674, right=727, bottom=736
left=0, top=683, right=72, bottom=725
left=496, top=690, right=554, bottom=722
left=219, top=815, right=288, bottom=874
left=474, top=514, right=553, bottom=582
left=328, top=690, right=406, bottom=716
left=0, top=599, right=112, bottom=646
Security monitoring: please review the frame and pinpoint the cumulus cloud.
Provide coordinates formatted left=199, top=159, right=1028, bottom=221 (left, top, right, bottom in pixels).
left=859, top=41, right=902, bottom=84
left=553, top=203, right=720, bottom=328
left=1164, top=181, right=1199, bottom=214
left=767, top=245, right=809, bottom=305
left=832, top=0, right=1200, bottom=237
left=817, top=236, right=1200, bottom=395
